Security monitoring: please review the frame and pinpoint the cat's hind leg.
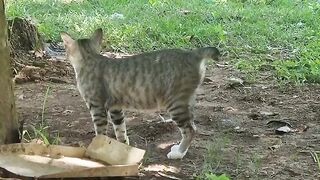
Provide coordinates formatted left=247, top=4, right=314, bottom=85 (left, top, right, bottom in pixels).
left=87, top=102, right=108, bottom=135
left=109, top=109, right=129, bottom=144
left=167, top=104, right=196, bottom=159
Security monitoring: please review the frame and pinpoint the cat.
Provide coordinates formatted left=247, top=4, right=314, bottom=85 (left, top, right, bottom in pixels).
left=60, top=28, right=220, bottom=159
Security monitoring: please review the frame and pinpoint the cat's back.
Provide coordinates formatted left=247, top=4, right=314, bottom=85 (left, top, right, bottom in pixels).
left=125, top=48, right=201, bottom=64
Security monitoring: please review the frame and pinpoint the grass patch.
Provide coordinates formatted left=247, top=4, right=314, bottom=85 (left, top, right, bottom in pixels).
left=273, top=40, right=320, bottom=83
left=5, top=0, right=320, bottom=82
left=195, top=137, right=231, bottom=180
left=204, top=173, right=230, bottom=180
left=21, top=85, right=60, bottom=145
left=310, top=151, right=320, bottom=172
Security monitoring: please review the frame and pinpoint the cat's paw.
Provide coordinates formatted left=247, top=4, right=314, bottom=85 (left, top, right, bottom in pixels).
left=117, top=135, right=129, bottom=145
left=170, top=144, right=180, bottom=152
left=167, top=145, right=186, bottom=159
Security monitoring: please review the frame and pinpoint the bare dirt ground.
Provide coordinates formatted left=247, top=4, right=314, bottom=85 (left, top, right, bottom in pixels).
left=13, top=51, right=320, bottom=180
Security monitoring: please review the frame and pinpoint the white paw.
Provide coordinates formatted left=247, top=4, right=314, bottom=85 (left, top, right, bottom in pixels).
left=117, top=135, right=129, bottom=145
left=167, top=145, right=187, bottom=159
left=171, top=144, right=180, bottom=152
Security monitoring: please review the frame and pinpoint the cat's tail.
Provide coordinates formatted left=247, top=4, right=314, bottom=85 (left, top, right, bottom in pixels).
left=193, top=47, right=221, bottom=61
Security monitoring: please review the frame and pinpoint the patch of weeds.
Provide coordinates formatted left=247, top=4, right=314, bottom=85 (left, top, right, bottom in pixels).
left=310, top=151, right=320, bottom=172
left=234, top=58, right=267, bottom=72
left=234, top=147, right=243, bottom=175
left=22, top=85, right=60, bottom=145
left=194, top=137, right=231, bottom=180
left=204, top=173, right=230, bottom=180
left=234, top=57, right=271, bottom=82
left=248, top=153, right=263, bottom=178
left=273, top=40, right=320, bottom=84
left=143, top=148, right=152, bottom=164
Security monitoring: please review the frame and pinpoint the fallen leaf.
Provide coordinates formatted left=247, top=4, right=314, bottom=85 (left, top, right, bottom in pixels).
left=216, top=63, right=229, bottom=68
left=223, top=106, right=237, bottom=113
left=260, top=111, right=278, bottom=116
left=13, top=65, right=43, bottom=84
left=268, top=144, right=281, bottom=151
left=267, top=120, right=292, bottom=128
left=18, top=94, right=24, bottom=100
left=297, top=125, right=309, bottom=133
left=62, top=110, right=73, bottom=115
left=203, top=77, right=214, bottom=84
left=234, top=126, right=246, bottom=133
left=34, top=49, right=44, bottom=58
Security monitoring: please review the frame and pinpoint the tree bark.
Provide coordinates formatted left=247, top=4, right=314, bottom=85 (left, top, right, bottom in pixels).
left=0, top=0, right=19, bottom=144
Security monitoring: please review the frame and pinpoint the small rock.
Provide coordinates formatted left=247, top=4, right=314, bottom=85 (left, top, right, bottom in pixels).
left=227, top=77, right=244, bottom=87
left=110, top=13, right=125, bottom=20
left=221, top=118, right=238, bottom=128
left=234, top=126, right=245, bottom=133
left=18, top=94, right=24, bottom=100
left=260, top=111, right=278, bottom=116
left=275, top=125, right=292, bottom=134
left=179, top=9, right=191, bottom=15
left=296, top=22, right=304, bottom=27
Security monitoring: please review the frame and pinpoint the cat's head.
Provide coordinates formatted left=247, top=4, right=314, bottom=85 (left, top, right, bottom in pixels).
left=60, top=28, right=103, bottom=64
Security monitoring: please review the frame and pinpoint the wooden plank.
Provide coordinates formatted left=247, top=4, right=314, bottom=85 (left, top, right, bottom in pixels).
left=0, top=143, right=86, bottom=157
left=86, top=135, right=145, bottom=165
left=41, top=165, right=139, bottom=178
left=0, top=137, right=144, bottom=178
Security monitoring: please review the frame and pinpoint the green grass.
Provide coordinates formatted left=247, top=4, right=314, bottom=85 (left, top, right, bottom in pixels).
left=22, top=85, right=60, bottom=145
left=204, top=173, right=230, bottom=180
left=5, top=0, right=320, bottom=83
left=310, top=151, right=320, bottom=172
left=195, top=137, right=231, bottom=180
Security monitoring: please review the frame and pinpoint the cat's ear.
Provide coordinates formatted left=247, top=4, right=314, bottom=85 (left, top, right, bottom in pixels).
left=91, top=28, right=103, bottom=46
left=60, top=32, right=75, bottom=48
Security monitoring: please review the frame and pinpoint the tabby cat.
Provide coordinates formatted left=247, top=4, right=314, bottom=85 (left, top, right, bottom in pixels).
left=61, top=28, right=220, bottom=159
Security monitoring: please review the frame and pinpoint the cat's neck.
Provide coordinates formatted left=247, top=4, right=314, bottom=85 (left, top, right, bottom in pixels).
left=70, top=60, right=81, bottom=74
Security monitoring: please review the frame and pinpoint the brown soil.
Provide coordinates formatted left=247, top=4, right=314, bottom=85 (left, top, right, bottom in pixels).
left=13, top=51, right=320, bottom=180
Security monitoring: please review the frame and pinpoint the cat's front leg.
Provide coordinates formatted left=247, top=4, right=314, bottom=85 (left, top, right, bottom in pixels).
left=109, top=109, right=129, bottom=144
left=87, top=102, right=108, bottom=135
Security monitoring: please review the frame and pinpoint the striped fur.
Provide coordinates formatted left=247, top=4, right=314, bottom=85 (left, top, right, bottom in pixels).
left=61, top=28, right=220, bottom=159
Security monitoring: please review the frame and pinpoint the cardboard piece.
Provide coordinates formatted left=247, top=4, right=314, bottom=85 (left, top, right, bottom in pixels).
left=86, top=135, right=145, bottom=165
left=0, top=135, right=145, bottom=178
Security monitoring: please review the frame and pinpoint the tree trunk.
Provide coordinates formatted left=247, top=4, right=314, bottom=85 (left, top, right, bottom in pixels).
left=0, top=0, right=19, bottom=144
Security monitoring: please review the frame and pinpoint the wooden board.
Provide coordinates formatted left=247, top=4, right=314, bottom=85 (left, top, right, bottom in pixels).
left=86, top=135, right=146, bottom=165
left=0, top=136, right=145, bottom=178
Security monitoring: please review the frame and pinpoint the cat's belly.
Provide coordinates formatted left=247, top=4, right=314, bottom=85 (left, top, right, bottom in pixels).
left=110, top=94, right=165, bottom=111
left=109, top=85, right=167, bottom=111
left=110, top=101, right=164, bottom=112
